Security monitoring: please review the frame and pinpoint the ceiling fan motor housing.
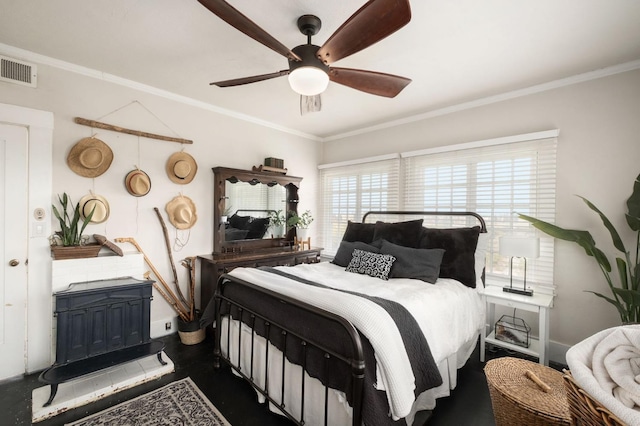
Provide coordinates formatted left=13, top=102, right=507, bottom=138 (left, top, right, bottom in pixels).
left=288, top=44, right=330, bottom=96
left=289, top=44, right=329, bottom=74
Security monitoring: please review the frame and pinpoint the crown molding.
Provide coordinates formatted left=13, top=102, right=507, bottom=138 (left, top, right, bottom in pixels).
left=322, top=59, right=640, bottom=142
left=2, top=43, right=638, bottom=144
left=0, top=43, right=322, bottom=142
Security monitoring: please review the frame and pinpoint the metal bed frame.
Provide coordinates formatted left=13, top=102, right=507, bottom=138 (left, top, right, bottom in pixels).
left=212, top=211, right=486, bottom=426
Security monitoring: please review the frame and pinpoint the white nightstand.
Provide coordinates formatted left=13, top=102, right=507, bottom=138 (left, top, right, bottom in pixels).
left=479, top=285, right=554, bottom=365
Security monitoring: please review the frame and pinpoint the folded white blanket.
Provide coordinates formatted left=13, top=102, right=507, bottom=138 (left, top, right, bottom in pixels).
left=566, top=325, right=640, bottom=425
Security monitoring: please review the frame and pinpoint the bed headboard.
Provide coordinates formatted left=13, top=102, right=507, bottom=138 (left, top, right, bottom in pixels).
left=361, top=211, right=487, bottom=233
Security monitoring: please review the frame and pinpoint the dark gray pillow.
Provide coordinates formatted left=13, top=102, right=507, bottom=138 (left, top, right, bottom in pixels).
left=245, top=217, right=270, bottom=239
left=379, top=240, right=445, bottom=283
left=372, top=219, right=424, bottom=248
left=342, top=221, right=376, bottom=243
left=332, top=241, right=380, bottom=267
left=228, top=214, right=251, bottom=230
left=418, top=226, right=480, bottom=288
left=345, top=249, right=396, bottom=280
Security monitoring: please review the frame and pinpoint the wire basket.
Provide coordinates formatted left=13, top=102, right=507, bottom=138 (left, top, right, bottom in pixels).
left=562, top=370, right=626, bottom=426
left=495, top=314, right=531, bottom=348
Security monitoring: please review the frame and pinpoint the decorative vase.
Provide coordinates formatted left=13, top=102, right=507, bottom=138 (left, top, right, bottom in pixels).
left=297, top=228, right=309, bottom=241
left=177, top=317, right=205, bottom=345
left=273, top=224, right=285, bottom=238
left=51, top=243, right=102, bottom=260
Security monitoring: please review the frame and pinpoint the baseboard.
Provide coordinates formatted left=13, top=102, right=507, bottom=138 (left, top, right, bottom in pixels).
left=549, top=340, right=570, bottom=367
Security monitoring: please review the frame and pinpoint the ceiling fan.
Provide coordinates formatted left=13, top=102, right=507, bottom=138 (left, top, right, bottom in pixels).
left=197, top=0, right=412, bottom=112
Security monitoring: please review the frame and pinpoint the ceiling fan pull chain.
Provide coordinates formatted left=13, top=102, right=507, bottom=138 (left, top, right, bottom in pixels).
left=300, top=94, right=322, bottom=115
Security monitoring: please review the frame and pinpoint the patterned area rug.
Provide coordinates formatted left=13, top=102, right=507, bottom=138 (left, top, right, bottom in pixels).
left=67, top=377, right=231, bottom=425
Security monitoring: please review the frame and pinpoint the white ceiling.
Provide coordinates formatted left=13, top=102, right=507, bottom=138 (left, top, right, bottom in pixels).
left=1, top=0, right=640, bottom=140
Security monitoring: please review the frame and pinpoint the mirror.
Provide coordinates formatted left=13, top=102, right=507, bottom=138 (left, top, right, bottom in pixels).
left=212, top=167, right=302, bottom=253
left=224, top=181, right=287, bottom=241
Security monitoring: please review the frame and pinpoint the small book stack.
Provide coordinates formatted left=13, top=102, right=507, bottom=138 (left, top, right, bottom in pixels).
left=254, top=157, right=287, bottom=174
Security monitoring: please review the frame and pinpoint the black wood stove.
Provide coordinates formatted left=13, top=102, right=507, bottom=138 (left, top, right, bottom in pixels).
left=39, top=277, right=166, bottom=407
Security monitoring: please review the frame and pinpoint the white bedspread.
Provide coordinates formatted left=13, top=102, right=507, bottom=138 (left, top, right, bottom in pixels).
left=228, top=261, right=484, bottom=420
left=566, top=324, right=640, bottom=425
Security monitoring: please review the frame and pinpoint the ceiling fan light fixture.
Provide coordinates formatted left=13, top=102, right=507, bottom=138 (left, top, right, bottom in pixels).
left=288, top=66, right=329, bottom=96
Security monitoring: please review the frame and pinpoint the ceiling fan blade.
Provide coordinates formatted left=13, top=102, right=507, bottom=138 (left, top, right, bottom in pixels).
left=211, top=70, right=289, bottom=87
left=198, top=0, right=301, bottom=61
left=317, top=0, right=411, bottom=65
left=329, top=67, right=411, bottom=98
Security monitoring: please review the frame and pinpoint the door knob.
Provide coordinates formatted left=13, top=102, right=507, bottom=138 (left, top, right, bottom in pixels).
left=9, top=259, right=19, bottom=267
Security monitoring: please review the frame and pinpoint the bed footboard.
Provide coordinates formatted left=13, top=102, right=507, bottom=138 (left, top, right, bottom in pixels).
left=213, top=274, right=365, bottom=426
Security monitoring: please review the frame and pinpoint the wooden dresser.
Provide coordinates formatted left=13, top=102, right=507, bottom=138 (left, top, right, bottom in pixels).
left=198, top=247, right=322, bottom=308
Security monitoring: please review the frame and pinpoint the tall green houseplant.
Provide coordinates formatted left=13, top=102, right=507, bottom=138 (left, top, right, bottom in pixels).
left=518, top=173, right=640, bottom=323
left=52, top=193, right=94, bottom=246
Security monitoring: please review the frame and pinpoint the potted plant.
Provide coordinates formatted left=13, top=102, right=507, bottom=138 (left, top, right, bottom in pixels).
left=50, top=193, right=99, bottom=260
left=268, top=210, right=286, bottom=237
left=517, top=172, right=640, bottom=323
left=288, top=210, right=314, bottom=241
left=221, top=206, right=232, bottom=224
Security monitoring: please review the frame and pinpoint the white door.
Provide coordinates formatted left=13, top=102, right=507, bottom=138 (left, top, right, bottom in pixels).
left=0, top=123, right=29, bottom=380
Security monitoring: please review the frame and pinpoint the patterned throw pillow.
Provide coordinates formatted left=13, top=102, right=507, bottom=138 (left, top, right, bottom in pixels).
left=346, top=249, right=396, bottom=280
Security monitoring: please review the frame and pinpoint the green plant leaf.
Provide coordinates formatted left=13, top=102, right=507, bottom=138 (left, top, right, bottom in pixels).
left=616, top=257, right=629, bottom=290
left=578, top=196, right=626, bottom=254
left=612, top=287, right=640, bottom=314
left=587, top=291, right=628, bottom=320
left=516, top=213, right=611, bottom=271
left=626, top=173, right=640, bottom=231
left=632, top=262, right=640, bottom=292
left=78, top=204, right=95, bottom=238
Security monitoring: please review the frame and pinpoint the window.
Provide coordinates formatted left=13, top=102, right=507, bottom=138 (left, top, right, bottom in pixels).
left=318, top=131, right=558, bottom=288
left=403, top=136, right=557, bottom=286
left=319, top=156, right=400, bottom=255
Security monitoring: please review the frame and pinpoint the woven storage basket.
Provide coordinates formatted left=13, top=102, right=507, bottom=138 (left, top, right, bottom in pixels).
left=178, top=328, right=205, bottom=345
left=562, top=370, right=626, bottom=426
left=485, top=357, right=571, bottom=426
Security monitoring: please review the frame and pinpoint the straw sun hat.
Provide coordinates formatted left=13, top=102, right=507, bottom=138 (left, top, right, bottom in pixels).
left=124, top=169, right=151, bottom=197
left=67, top=137, right=113, bottom=178
left=79, top=193, right=110, bottom=224
left=166, top=152, right=197, bottom=184
left=165, top=195, right=197, bottom=230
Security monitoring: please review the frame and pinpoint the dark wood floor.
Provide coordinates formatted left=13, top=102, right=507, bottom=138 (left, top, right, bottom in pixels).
left=0, top=333, right=563, bottom=425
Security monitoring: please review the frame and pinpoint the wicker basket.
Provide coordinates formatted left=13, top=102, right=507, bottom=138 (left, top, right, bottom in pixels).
left=562, top=370, right=627, bottom=426
left=177, top=318, right=205, bottom=345
left=485, top=357, right=571, bottom=426
left=178, top=328, right=205, bottom=345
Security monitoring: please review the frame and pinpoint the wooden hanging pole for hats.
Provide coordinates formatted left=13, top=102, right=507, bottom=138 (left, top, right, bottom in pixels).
left=74, top=117, right=193, bottom=144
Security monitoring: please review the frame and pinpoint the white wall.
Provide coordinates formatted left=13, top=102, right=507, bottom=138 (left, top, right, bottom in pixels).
left=0, top=62, right=321, bottom=371
left=3, top=49, right=638, bottom=368
left=322, top=69, right=640, bottom=350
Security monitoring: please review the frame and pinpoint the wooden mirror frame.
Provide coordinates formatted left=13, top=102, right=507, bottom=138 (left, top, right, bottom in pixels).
left=212, top=166, right=302, bottom=254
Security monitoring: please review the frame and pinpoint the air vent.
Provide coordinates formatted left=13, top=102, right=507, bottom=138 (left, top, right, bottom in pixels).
left=0, top=55, right=37, bottom=88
